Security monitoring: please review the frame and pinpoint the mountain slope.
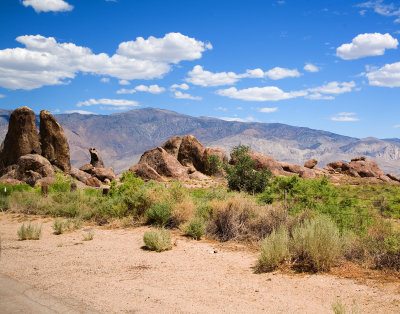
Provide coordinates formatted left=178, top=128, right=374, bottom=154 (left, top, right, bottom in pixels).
left=0, top=107, right=399, bottom=175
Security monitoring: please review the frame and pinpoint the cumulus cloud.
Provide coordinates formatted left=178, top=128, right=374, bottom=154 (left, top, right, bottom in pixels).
left=0, top=33, right=210, bottom=90
left=331, top=112, right=359, bottom=121
left=100, top=77, right=110, bottom=83
left=170, top=83, right=189, bottom=91
left=304, top=63, right=319, bottom=72
left=258, top=107, right=278, bottom=113
left=76, top=98, right=139, bottom=109
left=220, top=116, right=257, bottom=122
left=305, top=93, right=334, bottom=100
left=174, top=91, right=202, bottom=100
left=336, top=33, right=398, bottom=60
left=22, top=0, right=73, bottom=13
left=186, top=65, right=300, bottom=87
left=117, top=32, right=212, bottom=64
left=118, top=79, right=130, bottom=85
left=117, top=84, right=165, bottom=94
left=64, top=110, right=96, bottom=115
left=308, top=81, right=356, bottom=94
left=357, top=0, right=400, bottom=23
left=366, top=61, right=400, bottom=87
left=216, top=86, right=307, bottom=101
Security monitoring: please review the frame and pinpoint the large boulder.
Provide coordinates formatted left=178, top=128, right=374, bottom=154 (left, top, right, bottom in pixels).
left=387, top=173, right=400, bottom=183
left=85, top=177, right=102, bottom=187
left=177, top=135, right=205, bottom=172
left=246, top=151, right=284, bottom=176
left=91, top=167, right=115, bottom=182
left=0, top=107, right=41, bottom=172
left=89, top=148, right=105, bottom=168
left=129, top=163, right=164, bottom=181
left=79, top=164, right=94, bottom=174
left=203, top=147, right=228, bottom=166
left=304, top=159, right=318, bottom=169
left=349, top=159, right=384, bottom=178
left=39, top=110, right=71, bottom=173
left=16, top=154, right=54, bottom=180
left=70, top=167, right=92, bottom=183
left=139, top=147, right=188, bottom=179
left=162, top=136, right=182, bottom=158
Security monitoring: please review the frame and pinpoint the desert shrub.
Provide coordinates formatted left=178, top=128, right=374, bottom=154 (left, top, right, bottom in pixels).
left=183, top=217, right=206, bottom=240
left=146, top=202, right=172, bottom=227
left=223, top=145, right=271, bottom=194
left=17, top=222, right=42, bottom=240
left=168, top=181, right=188, bottom=203
left=191, top=188, right=230, bottom=202
left=256, top=225, right=290, bottom=272
left=169, top=199, right=195, bottom=228
left=290, top=215, right=342, bottom=271
left=53, top=218, right=69, bottom=234
left=143, top=229, right=172, bottom=252
left=195, top=203, right=212, bottom=220
left=82, top=230, right=94, bottom=241
left=49, top=173, right=74, bottom=193
left=205, top=155, right=222, bottom=175
left=247, top=205, right=289, bottom=240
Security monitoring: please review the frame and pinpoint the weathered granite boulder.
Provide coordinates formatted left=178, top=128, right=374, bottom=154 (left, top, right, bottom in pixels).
left=129, top=163, right=164, bottom=181
left=304, top=159, right=318, bottom=169
left=177, top=135, right=205, bottom=171
left=16, top=154, right=54, bottom=180
left=79, top=164, right=94, bottom=174
left=39, top=110, right=71, bottom=173
left=91, top=167, right=115, bottom=182
left=70, top=167, right=91, bottom=183
left=387, top=173, right=400, bottom=182
left=85, top=177, right=102, bottom=187
left=89, top=148, right=105, bottom=168
left=246, top=151, right=284, bottom=176
left=0, top=107, right=41, bottom=172
left=139, top=147, right=188, bottom=179
left=162, top=136, right=182, bottom=158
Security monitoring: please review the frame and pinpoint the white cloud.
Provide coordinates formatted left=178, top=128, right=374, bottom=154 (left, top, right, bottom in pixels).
left=22, top=0, right=73, bottom=13
left=174, top=91, right=202, bottom=100
left=394, top=124, right=400, bottom=128
left=117, top=84, right=165, bottom=94
left=215, top=106, right=228, bottom=111
left=117, top=32, right=212, bottom=64
left=331, top=112, right=359, bottom=121
left=65, top=110, right=96, bottom=115
left=186, top=65, right=300, bottom=87
left=366, top=61, right=400, bottom=87
left=336, top=33, right=398, bottom=60
left=357, top=1, right=400, bottom=23
left=0, top=33, right=210, bottom=90
left=170, top=83, right=189, bottom=91
left=264, top=67, right=301, bottom=80
left=76, top=98, right=139, bottom=108
left=308, top=81, right=356, bottom=94
left=304, top=63, right=319, bottom=72
left=258, top=107, right=278, bottom=113
left=100, top=77, right=110, bottom=83
left=0, top=94, right=5, bottom=98
left=118, top=79, right=130, bottom=85
left=217, top=86, right=307, bottom=101
left=186, top=65, right=242, bottom=86
left=220, top=116, right=256, bottom=122
left=305, top=93, right=334, bottom=100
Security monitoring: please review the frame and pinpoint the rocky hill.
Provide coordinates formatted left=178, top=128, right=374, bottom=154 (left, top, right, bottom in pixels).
left=1, top=108, right=399, bottom=175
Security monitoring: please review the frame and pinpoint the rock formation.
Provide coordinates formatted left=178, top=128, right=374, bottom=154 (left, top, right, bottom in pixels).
left=129, top=163, right=164, bottom=181
left=177, top=135, right=206, bottom=171
left=0, top=107, right=41, bottom=172
left=89, top=148, right=105, bottom=168
left=304, top=159, right=318, bottom=169
left=162, top=136, right=182, bottom=158
left=39, top=110, right=71, bottom=173
left=246, top=151, right=284, bottom=176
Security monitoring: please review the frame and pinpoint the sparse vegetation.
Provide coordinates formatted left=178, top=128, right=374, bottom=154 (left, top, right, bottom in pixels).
left=146, top=202, right=172, bottom=227
left=17, top=222, right=42, bottom=240
left=83, top=230, right=94, bottom=241
left=183, top=217, right=205, bottom=240
left=143, top=229, right=172, bottom=252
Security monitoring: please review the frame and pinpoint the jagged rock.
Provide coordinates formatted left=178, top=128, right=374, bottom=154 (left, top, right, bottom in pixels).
left=39, top=110, right=71, bottom=173
left=139, top=147, right=188, bottom=179
left=177, top=135, right=205, bottom=171
left=91, top=167, right=115, bottom=181
left=129, top=163, right=164, bottom=181
left=0, top=178, right=23, bottom=186
left=304, top=159, right=318, bottom=169
left=351, top=156, right=367, bottom=162
left=85, top=177, right=102, bottom=187
left=79, top=164, right=94, bottom=174
left=70, top=167, right=91, bottom=183
left=246, top=151, right=284, bottom=176
left=387, top=173, right=400, bottom=182
left=16, top=154, right=54, bottom=180
left=0, top=107, right=41, bottom=172
left=89, top=148, right=105, bottom=168
left=162, top=136, right=182, bottom=158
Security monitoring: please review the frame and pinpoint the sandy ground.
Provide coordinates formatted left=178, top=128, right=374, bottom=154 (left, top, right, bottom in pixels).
left=0, top=213, right=399, bottom=314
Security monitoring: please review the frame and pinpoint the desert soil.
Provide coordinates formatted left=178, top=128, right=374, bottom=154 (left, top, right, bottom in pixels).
left=0, top=212, right=399, bottom=313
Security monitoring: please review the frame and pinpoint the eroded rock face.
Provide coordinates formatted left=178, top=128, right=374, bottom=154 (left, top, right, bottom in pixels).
left=91, top=167, right=115, bottom=182
left=89, top=148, right=105, bottom=168
left=203, top=147, right=228, bottom=167
left=16, top=154, right=54, bottom=179
left=0, top=107, right=41, bottom=172
left=129, top=163, right=164, bottom=181
left=39, top=110, right=71, bottom=173
left=70, top=167, right=91, bottom=184
left=177, top=135, right=205, bottom=171
left=162, top=136, right=182, bottom=158
left=79, top=164, right=94, bottom=174
left=246, top=151, right=284, bottom=176
left=304, top=159, right=318, bottom=169
left=85, top=177, right=102, bottom=187
left=139, top=147, right=188, bottom=179
left=387, top=173, right=400, bottom=182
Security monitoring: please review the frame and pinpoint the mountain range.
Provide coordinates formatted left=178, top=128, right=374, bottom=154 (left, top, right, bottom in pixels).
left=1, top=108, right=399, bottom=175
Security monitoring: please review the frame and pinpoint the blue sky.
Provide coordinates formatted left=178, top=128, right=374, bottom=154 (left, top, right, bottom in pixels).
left=0, top=0, right=399, bottom=139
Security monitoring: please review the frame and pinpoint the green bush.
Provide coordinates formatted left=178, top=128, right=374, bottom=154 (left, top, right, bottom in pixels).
left=53, top=218, right=69, bottom=235
left=184, top=217, right=205, bottom=240
left=256, top=225, right=290, bottom=272
left=223, top=145, right=271, bottom=194
left=146, top=202, right=172, bottom=227
left=49, top=173, right=74, bottom=193
left=17, top=223, right=42, bottom=240
left=291, top=215, right=342, bottom=271
left=143, top=229, right=172, bottom=252
left=206, top=155, right=222, bottom=175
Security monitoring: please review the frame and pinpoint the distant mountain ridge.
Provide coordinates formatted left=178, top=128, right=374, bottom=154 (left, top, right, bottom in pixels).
left=0, top=107, right=399, bottom=175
